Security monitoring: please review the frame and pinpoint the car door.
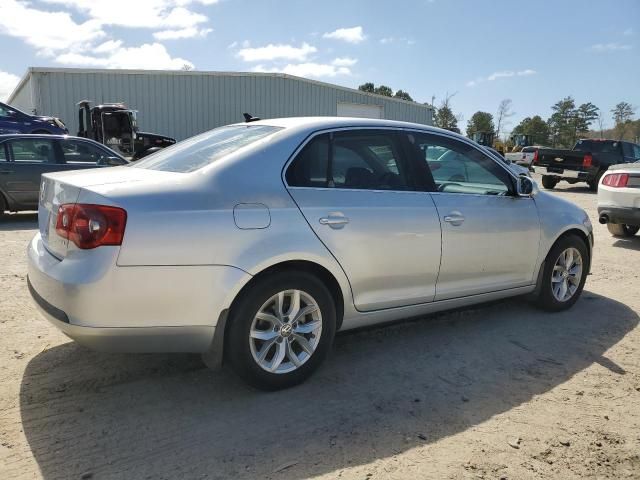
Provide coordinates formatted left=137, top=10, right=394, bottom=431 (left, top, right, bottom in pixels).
left=4, top=137, right=63, bottom=208
left=285, top=129, right=442, bottom=312
left=410, top=132, right=540, bottom=301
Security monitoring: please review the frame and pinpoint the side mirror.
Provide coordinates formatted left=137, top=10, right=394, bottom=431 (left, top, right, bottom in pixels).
left=517, top=175, right=534, bottom=197
left=99, top=156, right=126, bottom=166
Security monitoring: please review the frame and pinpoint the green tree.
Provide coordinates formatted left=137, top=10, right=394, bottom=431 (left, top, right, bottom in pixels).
left=511, top=115, right=550, bottom=145
left=574, top=102, right=599, bottom=140
left=435, top=105, right=458, bottom=131
left=466, top=111, right=495, bottom=137
left=358, top=82, right=375, bottom=93
left=548, top=96, right=577, bottom=147
left=611, top=101, right=635, bottom=140
left=394, top=90, right=413, bottom=101
left=374, top=85, right=393, bottom=97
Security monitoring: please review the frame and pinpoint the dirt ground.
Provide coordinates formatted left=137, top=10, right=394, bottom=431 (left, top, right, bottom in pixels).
left=1, top=175, right=639, bottom=480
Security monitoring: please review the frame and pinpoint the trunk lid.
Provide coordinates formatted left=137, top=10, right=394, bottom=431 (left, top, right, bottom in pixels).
left=38, top=166, right=170, bottom=259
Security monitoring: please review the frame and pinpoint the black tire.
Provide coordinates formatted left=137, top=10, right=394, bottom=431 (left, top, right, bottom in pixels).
left=226, top=271, right=336, bottom=390
left=0, top=194, right=6, bottom=220
left=541, top=176, right=558, bottom=190
left=534, top=234, right=589, bottom=312
left=588, top=171, right=605, bottom=192
left=607, top=223, right=639, bottom=237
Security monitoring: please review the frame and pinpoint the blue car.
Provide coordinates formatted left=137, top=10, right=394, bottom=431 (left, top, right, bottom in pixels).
left=0, top=102, right=68, bottom=135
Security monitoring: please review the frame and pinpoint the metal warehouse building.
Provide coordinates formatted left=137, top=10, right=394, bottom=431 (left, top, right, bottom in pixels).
left=8, top=67, right=433, bottom=141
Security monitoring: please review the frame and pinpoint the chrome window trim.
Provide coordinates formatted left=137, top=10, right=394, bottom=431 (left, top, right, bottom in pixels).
left=281, top=125, right=520, bottom=194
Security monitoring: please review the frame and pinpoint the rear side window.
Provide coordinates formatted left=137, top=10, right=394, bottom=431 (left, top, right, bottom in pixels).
left=133, top=125, right=283, bottom=173
left=8, top=139, right=57, bottom=163
left=574, top=140, right=621, bottom=154
left=286, top=130, right=412, bottom=191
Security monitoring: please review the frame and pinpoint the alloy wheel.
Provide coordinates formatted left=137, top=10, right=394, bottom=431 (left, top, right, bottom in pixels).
left=551, top=247, right=583, bottom=302
left=249, top=289, right=322, bottom=374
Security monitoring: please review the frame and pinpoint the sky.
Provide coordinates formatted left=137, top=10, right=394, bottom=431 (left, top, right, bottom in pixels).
left=0, top=0, right=638, bottom=135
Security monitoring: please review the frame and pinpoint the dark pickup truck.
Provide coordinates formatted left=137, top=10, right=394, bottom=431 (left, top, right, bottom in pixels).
left=532, top=139, right=640, bottom=191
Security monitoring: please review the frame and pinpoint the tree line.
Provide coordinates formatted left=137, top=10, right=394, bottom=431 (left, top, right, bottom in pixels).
left=357, top=82, right=638, bottom=147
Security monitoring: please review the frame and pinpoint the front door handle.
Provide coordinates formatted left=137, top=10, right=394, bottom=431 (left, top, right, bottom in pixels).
left=443, top=212, right=465, bottom=226
left=319, top=213, right=349, bottom=229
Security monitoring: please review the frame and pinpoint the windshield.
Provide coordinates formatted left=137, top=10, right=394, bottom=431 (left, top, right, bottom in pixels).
left=574, top=140, right=621, bottom=154
left=133, top=124, right=283, bottom=173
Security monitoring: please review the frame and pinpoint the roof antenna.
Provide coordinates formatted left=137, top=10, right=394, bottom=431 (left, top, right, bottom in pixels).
left=243, top=112, right=260, bottom=122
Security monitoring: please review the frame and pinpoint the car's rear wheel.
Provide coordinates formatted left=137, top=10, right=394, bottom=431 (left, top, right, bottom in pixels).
left=541, top=175, right=558, bottom=189
left=534, top=234, right=588, bottom=311
left=226, top=271, right=336, bottom=390
left=588, top=171, right=605, bottom=192
left=607, top=223, right=639, bottom=237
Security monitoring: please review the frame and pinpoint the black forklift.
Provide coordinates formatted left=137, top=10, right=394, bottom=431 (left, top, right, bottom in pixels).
left=76, top=100, right=176, bottom=159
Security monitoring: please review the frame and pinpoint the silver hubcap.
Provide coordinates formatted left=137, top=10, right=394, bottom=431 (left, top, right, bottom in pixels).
left=551, top=247, right=583, bottom=302
left=249, top=289, right=322, bottom=374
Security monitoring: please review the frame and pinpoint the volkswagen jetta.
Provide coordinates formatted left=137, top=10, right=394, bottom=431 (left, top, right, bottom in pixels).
left=28, top=118, right=593, bottom=390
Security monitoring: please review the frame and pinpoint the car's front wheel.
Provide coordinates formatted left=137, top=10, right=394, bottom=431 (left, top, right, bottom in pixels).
left=226, top=271, right=336, bottom=390
left=541, top=175, right=558, bottom=189
left=534, top=234, right=589, bottom=312
left=607, top=223, right=639, bottom=237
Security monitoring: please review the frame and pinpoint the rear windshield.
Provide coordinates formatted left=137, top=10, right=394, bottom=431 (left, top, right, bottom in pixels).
left=574, top=140, right=621, bottom=154
left=133, top=125, right=282, bottom=173
left=522, top=147, right=536, bottom=153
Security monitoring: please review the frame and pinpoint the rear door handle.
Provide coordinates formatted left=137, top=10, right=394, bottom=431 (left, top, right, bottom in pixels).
left=319, top=213, right=349, bottom=229
left=443, top=212, right=465, bottom=226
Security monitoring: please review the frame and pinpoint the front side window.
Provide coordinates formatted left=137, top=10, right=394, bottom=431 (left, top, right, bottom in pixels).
left=61, top=139, right=112, bottom=164
left=411, top=133, right=511, bottom=195
left=133, top=125, right=283, bottom=173
left=286, top=130, right=411, bottom=191
left=8, top=139, right=57, bottom=163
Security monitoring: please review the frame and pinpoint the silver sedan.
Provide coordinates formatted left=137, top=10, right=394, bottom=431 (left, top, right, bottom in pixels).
left=28, top=117, right=593, bottom=389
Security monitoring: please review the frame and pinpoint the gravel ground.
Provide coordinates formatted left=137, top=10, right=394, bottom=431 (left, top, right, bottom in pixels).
left=1, top=175, right=639, bottom=480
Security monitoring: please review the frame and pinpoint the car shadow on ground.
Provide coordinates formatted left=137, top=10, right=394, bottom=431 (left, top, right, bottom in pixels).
left=612, top=237, right=640, bottom=251
left=17, top=291, right=637, bottom=479
left=0, top=212, right=38, bottom=231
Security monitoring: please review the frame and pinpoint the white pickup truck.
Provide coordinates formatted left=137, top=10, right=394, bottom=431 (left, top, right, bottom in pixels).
left=505, top=146, right=544, bottom=168
left=597, top=162, right=640, bottom=237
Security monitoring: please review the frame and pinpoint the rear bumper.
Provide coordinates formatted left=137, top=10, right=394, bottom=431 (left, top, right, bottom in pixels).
left=598, top=206, right=640, bottom=226
left=27, top=233, right=251, bottom=353
left=533, top=166, right=590, bottom=180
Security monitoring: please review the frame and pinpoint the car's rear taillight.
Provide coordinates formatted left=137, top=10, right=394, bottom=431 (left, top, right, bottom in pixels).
left=602, top=173, right=629, bottom=188
left=532, top=149, right=539, bottom=165
left=582, top=153, right=593, bottom=168
left=55, top=204, right=127, bottom=249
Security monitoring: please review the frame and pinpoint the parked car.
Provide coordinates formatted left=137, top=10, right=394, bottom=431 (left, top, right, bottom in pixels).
left=0, top=102, right=68, bottom=135
left=0, top=134, right=127, bottom=217
left=27, top=118, right=593, bottom=390
left=597, top=161, right=640, bottom=237
left=505, top=146, right=547, bottom=168
left=483, top=146, right=531, bottom=176
left=532, top=139, right=640, bottom=191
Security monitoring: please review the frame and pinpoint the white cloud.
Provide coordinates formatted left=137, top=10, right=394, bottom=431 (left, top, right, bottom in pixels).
left=332, top=57, right=357, bottom=67
left=237, top=42, right=317, bottom=62
left=589, top=42, right=632, bottom=52
left=56, top=43, right=194, bottom=70
left=379, top=36, right=415, bottom=45
left=153, top=27, right=212, bottom=39
left=467, top=69, right=536, bottom=87
left=253, top=62, right=352, bottom=78
left=42, top=0, right=211, bottom=29
left=322, top=26, right=365, bottom=44
left=93, top=40, right=124, bottom=53
left=0, top=0, right=105, bottom=54
left=623, top=28, right=633, bottom=36
left=0, top=70, right=21, bottom=102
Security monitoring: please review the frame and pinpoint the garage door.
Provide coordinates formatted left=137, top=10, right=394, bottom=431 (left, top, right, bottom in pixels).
left=337, top=102, right=383, bottom=119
